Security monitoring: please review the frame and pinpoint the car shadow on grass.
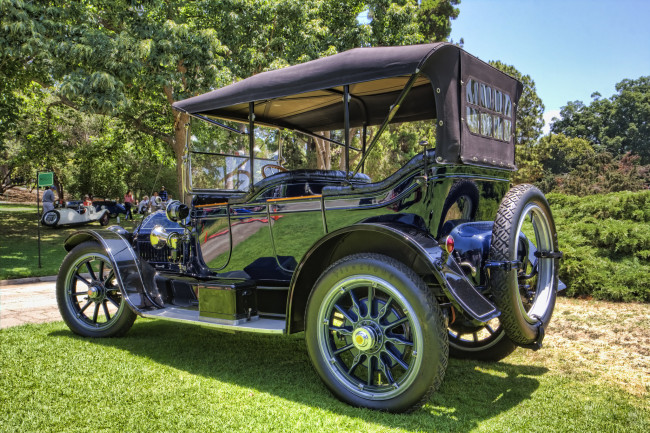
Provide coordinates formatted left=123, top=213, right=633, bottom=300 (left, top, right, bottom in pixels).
left=50, top=319, right=546, bottom=432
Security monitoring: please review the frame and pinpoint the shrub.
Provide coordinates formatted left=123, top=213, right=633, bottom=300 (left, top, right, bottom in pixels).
left=547, top=190, right=650, bottom=302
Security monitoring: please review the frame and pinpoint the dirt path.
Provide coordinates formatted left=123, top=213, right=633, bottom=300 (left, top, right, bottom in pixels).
left=0, top=186, right=39, bottom=204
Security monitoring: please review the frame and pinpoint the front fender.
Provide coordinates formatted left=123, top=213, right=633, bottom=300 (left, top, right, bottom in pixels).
left=287, top=222, right=499, bottom=333
left=64, top=229, right=162, bottom=314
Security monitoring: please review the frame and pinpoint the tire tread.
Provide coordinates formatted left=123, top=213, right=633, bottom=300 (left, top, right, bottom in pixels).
left=488, top=184, right=557, bottom=346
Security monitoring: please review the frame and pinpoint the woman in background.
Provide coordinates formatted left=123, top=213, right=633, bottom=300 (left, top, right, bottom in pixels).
left=124, top=190, right=135, bottom=220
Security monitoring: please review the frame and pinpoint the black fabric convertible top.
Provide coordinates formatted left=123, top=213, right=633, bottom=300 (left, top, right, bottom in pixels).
left=173, top=43, right=523, bottom=169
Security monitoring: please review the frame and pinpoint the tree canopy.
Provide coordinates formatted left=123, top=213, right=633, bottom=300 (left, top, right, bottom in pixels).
left=1, top=0, right=462, bottom=198
left=552, top=76, right=650, bottom=164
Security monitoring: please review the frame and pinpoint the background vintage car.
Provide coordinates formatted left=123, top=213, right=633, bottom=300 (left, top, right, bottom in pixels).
left=42, top=202, right=109, bottom=228
left=92, top=200, right=126, bottom=218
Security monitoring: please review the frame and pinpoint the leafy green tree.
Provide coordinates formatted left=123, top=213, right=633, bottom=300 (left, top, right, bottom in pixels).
left=552, top=76, right=650, bottom=163
left=2, top=0, right=463, bottom=195
left=2, top=0, right=370, bottom=195
left=536, top=133, right=596, bottom=175
left=1, top=85, right=176, bottom=200
left=2, top=0, right=229, bottom=197
left=418, top=0, right=461, bottom=42
left=489, top=61, right=545, bottom=146
left=365, top=0, right=460, bottom=45
left=550, top=97, right=612, bottom=148
left=0, top=87, right=72, bottom=196
left=604, top=77, right=650, bottom=162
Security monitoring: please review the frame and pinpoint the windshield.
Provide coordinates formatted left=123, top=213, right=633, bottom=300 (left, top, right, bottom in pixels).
left=188, top=118, right=278, bottom=191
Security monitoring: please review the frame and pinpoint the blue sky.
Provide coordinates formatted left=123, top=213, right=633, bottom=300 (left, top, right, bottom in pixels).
left=448, top=0, right=650, bottom=132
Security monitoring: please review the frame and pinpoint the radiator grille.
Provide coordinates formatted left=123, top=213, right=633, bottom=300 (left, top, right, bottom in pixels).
left=138, top=241, right=182, bottom=263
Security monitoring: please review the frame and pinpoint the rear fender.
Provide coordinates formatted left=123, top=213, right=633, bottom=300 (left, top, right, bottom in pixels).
left=287, top=222, right=499, bottom=333
left=64, top=229, right=163, bottom=314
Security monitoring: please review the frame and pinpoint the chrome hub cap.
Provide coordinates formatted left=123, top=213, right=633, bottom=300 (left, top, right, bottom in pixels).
left=87, top=285, right=105, bottom=301
left=352, top=326, right=379, bottom=351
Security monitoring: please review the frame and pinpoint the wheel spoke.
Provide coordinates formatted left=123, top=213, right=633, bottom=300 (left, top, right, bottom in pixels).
left=383, top=347, right=409, bottom=371
left=92, top=303, right=100, bottom=323
left=334, top=304, right=357, bottom=324
left=106, top=294, right=121, bottom=309
left=74, top=273, right=91, bottom=287
left=367, top=284, right=375, bottom=318
left=379, top=357, right=396, bottom=385
left=329, top=325, right=353, bottom=336
left=385, top=334, right=414, bottom=346
left=102, top=301, right=111, bottom=321
left=333, top=344, right=354, bottom=355
left=71, top=291, right=88, bottom=297
left=347, top=354, right=364, bottom=375
left=99, top=261, right=105, bottom=282
left=485, top=324, right=496, bottom=334
left=79, top=299, right=92, bottom=314
left=472, top=332, right=479, bottom=342
left=367, top=355, right=375, bottom=386
left=376, top=296, right=393, bottom=320
left=85, top=261, right=96, bottom=281
left=103, top=269, right=115, bottom=285
left=349, top=290, right=362, bottom=319
left=385, top=315, right=408, bottom=330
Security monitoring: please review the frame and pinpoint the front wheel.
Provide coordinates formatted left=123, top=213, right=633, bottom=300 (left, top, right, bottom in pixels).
left=56, top=241, right=136, bottom=337
left=306, top=254, right=448, bottom=413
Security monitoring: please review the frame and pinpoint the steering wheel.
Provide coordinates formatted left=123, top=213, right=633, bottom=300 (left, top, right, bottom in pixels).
left=262, top=164, right=288, bottom=178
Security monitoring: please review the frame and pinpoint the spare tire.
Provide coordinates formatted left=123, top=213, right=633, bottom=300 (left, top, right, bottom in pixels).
left=488, top=184, right=559, bottom=347
left=42, top=210, right=60, bottom=227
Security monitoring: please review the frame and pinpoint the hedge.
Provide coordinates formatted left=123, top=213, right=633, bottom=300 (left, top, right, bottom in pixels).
left=547, top=190, right=650, bottom=302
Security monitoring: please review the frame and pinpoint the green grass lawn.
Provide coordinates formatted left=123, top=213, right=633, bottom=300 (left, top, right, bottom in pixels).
left=0, top=318, right=647, bottom=433
left=0, top=204, right=141, bottom=280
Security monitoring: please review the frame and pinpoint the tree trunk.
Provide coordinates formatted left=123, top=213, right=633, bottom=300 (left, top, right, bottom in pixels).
left=314, top=131, right=331, bottom=170
left=54, top=175, right=64, bottom=203
left=0, top=164, right=11, bottom=196
left=172, top=110, right=190, bottom=204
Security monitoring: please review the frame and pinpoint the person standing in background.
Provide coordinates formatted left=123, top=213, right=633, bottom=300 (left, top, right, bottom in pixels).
left=159, top=185, right=168, bottom=202
left=42, top=186, right=55, bottom=214
left=137, top=195, right=150, bottom=214
left=124, top=190, right=135, bottom=220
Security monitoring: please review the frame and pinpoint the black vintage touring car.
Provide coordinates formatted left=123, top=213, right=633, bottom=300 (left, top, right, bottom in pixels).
left=56, top=43, right=563, bottom=412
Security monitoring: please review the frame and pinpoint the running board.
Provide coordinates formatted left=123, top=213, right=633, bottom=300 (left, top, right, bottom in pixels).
left=441, top=257, right=499, bottom=323
left=141, top=306, right=286, bottom=334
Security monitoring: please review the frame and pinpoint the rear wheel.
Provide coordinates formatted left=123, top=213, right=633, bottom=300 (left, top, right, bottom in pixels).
left=489, top=184, right=559, bottom=346
left=306, top=254, right=448, bottom=413
left=56, top=241, right=136, bottom=337
left=448, top=317, right=516, bottom=361
left=99, top=212, right=109, bottom=226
